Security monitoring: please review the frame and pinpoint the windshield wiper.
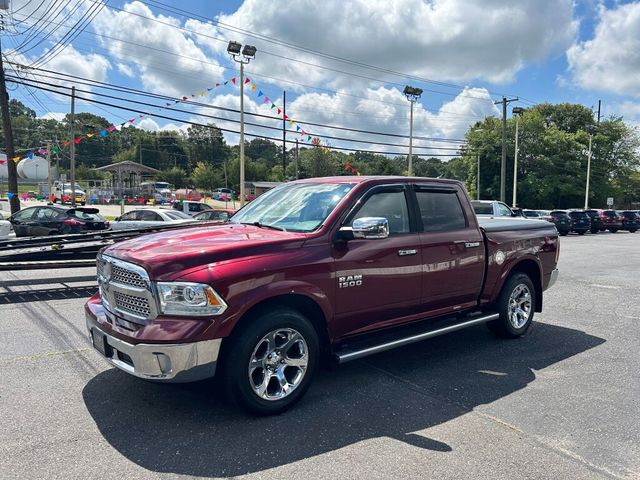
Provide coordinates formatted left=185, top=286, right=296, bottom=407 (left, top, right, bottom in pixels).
left=240, top=221, right=287, bottom=232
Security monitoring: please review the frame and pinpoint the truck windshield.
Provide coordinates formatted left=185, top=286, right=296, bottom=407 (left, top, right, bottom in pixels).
left=231, top=182, right=355, bottom=232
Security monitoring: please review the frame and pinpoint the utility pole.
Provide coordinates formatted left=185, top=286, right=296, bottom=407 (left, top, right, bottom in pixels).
left=597, top=99, right=601, bottom=124
left=494, top=96, right=518, bottom=202
left=69, top=86, right=76, bottom=207
left=511, top=106, right=525, bottom=208
left=476, top=152, right=480, bottom=200
left=46, top=142, right=52, bottom=204
left=0, top=33, right=20, bottom=214
left=282, top=90, right=286, bottom=176
left=403, top=85, right=423, bottom=177
left=295, top=139, right=299, bottom=179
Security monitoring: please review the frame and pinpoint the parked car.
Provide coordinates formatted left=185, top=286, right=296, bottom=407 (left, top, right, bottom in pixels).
left=193, top=208, right=236, bottom=222
left=8, top=206, right=109, bottom=237
left=584, top=209, right=604, bottom=233
left=618, top=211, right=639, bottom=233
left=567, top=210, right=591, bottom=235
left=522, top=209, right=543, bottom=219
left=471, top=200, right=519, bottom=217
left=87, top=176, right=559, bottom=415
left=598, top=210, right=623, bottom=233
left=110, top=208, right=194, bottom=231
left=52, top=182, right=87, bottom=205
left=545, top=210, right=572, bottom=236
left=172, top=200, right=212, bottom=217
left=0, top=217, right=14, bottom=239
left=213, top=187, right=236, bottom=201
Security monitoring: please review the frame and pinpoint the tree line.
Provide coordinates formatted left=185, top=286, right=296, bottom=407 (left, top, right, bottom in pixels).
left=3, top=100, right=639, bottom=208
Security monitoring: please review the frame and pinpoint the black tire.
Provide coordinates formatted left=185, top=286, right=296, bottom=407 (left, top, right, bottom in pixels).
left=590, top=229, right=598, bottom=234
left=608, top=228, right=618, bottom=233
left=487, top=272, right=536, bottom=339
left=578, top=231, right=585, bottom=235
left=629, top=229, right=637, bottom=233
left=221, top=307, right=319, bottom=415
left=560, top=231, right=568, bottom=236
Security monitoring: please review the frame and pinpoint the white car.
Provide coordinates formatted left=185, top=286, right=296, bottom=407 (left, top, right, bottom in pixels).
left=172, top=200, right=213, bottom=217
left=0, top=219, right=14, bottom=240
left=110, top=208, right=195, bottom=231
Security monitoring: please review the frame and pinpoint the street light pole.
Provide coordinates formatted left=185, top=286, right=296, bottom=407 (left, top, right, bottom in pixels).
left=403, top=85, right=423, bottom=176
left=511, top=106, right=525, bottom=208
left=228, top=41, right=256, bottom=207
left=494, top=96, right=518, bottom=202
left=584, top=126, right=595, bottom=209
left=477, top=152, right=480, bottom=200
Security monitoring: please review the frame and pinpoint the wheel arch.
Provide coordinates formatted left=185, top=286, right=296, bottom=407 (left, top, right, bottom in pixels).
left=224, top=293, right=332, bottom=362
left=505, top=259, right=543, bottom=312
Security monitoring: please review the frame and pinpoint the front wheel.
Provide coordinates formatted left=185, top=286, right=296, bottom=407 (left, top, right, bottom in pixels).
left=487, top=273, right=535, bottom=338
left=608, top=228, right=618, bottom=233
left=629, top=229, right=637, bottom=233
left=221, top=307, right=319, bottom=415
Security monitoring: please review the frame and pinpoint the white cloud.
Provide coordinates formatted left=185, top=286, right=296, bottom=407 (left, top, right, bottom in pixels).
left=38, top=112, right=66, bottom=122
left=197, top=0, right=576, bottom=88
left=92, top=1, right=225, bottom=96
left=117, top=63, right=135, bottom=78
left=567, top=2, right=640, bottom=96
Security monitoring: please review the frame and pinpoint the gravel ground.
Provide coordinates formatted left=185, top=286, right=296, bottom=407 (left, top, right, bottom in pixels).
left=0, top=231, right=638, bottom=479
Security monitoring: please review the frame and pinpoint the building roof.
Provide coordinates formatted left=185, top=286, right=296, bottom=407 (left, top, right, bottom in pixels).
left=94, top=161, right=159, bottom=175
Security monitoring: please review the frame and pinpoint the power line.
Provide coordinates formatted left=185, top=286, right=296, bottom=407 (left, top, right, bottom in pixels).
left=8, top=63, right=469, bottom=143
left=6, top=77, right=463, bottom=158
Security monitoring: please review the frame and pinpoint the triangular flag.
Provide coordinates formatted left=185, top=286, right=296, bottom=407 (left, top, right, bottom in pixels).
left=283, top=114, right=288, bottom=120
left=296, top=125, right=301, bottom=131
left=345, top=163, right=351, bottom=170
left=307, top=135, right=312, bottom=141
left=231, top=77, right=236, bottom=84
left=224, top=80, right=228, bottom=85
left=0, top=159, right=5, bottom=165
left=191, top=94, right=195, bottom=97
left=7, top=192, right=14, bottom=200
left=166, top=102, right=172, bottom=106
left=100, top=130, right=107, bottom=138
left=257, top=91, right=264, bottom=97
left=12, top=156, right=20, bottom=162
left=301, top=130, right=307, bottom=135
left=128, top=118, right=135, bottom=123
left=74, top=138, right=81, bottom=144
left=251, top=84, right=257, bottom=90
left=27, top=153, right=34, bottom=159
left=277, top=108, right=281, bottom=114
left=38, top=148, right=46, bottom=155
left=200, top=91, right=205, bottom=96
left=139, top=114, right=144, bottom=118
left=271, top=103, right=276, bottom=109
left=64, top=141, right=70, bottom=146
left=182, top=96, right=188, bottom=101
left=52, top=145, right=60, bottom=152
left=263, top=97, right=269, bottom=104
left=244, top=78, right=250, bottom=84
left=87, top=133, right=94, bottom=138
left=108, top=126, right=116, bottom=132
left=289, top=119, right=294, bottom=126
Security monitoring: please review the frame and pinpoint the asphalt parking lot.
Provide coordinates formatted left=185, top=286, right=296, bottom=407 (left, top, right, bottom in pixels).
left=0, top=231, right=638, bottom=479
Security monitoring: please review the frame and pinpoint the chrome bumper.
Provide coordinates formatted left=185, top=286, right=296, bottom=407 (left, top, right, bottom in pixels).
left=86, top=314, right=221, bottom=383
left=547, top=268, right=559, bottom=290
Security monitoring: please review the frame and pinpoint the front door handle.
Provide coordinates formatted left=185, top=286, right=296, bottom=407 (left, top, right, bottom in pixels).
left=398, top=249, right=418, bottom=256
left=464, top=241, right=480, bottom=248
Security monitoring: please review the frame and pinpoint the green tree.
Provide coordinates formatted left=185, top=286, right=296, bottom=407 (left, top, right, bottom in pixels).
left=159, top=167, right=189, bottom=188
left=191, top=161, right=223, bottom=192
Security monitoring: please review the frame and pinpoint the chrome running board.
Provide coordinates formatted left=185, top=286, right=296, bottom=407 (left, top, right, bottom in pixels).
left=335, top=313, right=499, bottom=364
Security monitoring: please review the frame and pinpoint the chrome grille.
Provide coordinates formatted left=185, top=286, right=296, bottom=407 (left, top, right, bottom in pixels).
left=112, top=264, right=147, bottom=288
left=113, top=291, right=151, bottom=318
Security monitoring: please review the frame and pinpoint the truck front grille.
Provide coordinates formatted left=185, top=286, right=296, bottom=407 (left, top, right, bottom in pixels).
left=113, top=291, right=151, bottom=318
left=97, top=255, right=157, bottom=323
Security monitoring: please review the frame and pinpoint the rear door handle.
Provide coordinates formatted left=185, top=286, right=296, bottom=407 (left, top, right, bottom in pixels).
left=398, top=249, right=418, bottom=256
left=464, top=241, right=480, bottom=248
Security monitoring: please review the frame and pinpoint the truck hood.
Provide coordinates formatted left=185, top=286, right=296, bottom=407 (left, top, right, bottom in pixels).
left=104, top=223, right=307, bottom=280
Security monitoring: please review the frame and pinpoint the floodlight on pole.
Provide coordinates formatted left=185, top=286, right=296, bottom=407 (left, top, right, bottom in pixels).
left=228, top=41, right=257, bottom=207
left=511, top=106, right=526, bottom=208
left=403, top=85, right=423, bottom=176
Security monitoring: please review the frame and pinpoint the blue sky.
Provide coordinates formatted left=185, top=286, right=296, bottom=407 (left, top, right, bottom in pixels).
left=4, top=0, right=640, bottom=155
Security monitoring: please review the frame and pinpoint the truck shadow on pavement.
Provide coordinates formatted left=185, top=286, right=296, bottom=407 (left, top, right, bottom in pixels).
left=82, top=322, right=604, bottom=477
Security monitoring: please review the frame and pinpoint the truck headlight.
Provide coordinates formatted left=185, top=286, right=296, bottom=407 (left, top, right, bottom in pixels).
left=156, top=282, right=228, bottom=316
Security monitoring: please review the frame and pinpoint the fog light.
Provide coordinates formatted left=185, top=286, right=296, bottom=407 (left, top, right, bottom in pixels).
left=155, top=353, right=172, bottom=374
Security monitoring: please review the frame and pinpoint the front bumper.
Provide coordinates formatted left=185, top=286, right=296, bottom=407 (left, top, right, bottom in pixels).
left=86, top=310, right=221, bottom=383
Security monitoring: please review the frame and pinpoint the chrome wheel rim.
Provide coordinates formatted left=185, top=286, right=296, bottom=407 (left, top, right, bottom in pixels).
left=248, top=328, right=309, bottom=401
left=508, top=283, right=532, bottom=329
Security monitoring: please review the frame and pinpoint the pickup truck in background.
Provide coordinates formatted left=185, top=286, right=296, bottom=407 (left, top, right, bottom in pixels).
left=472, top=200, right=522, bottom=218
left=86, top=177, right=559, bottom=415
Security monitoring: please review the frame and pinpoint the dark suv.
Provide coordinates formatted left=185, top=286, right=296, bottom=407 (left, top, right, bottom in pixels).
left=548, top=210, right=572, bottom=236
left=567, top=210, right=591, bottom=235
left=619, top=211, right=639, bottom=233
left=598, top=210, right=623, bottom=233
left=584, top=209, right=604, bottom=233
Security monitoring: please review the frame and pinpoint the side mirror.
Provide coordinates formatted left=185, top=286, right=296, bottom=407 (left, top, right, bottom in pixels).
left=114, top=216, right=121, bottom=221
left=350, top=217, right=390, bottom=239
left=511, top=208, right=522, bottom=217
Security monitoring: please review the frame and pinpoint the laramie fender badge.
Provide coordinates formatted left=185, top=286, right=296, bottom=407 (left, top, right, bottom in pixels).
left=339, top=274, right=363, bottom=288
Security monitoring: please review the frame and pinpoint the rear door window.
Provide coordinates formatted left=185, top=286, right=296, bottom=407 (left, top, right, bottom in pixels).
left=415, top=189, right=466, bottom=232
left=497, top=202, right=513, bottom=216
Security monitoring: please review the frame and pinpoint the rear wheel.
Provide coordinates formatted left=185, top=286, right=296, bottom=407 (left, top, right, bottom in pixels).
left=608, top=228, right=618, bottom=233
left=487, top=272, right=535, bottom=338
left=578, top=231, right=585, bottom=235
left=629, top=229, right=637, bottom=233
left=590, top=228, right=598, bottom=234
left=221, top=307, right=319, bottom=415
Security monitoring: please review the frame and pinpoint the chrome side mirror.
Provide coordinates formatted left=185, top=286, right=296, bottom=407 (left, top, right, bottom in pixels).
left=351, top=217, right=389, bottom=239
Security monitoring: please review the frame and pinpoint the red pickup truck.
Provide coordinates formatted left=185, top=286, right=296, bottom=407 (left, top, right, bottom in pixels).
left=85, top=177, right=559, bottom=415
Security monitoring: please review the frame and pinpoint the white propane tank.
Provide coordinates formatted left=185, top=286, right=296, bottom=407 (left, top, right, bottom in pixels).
left=17, top=156, right=48, bottom=180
